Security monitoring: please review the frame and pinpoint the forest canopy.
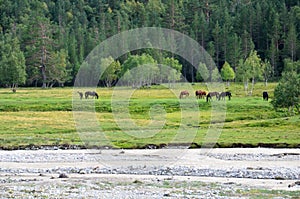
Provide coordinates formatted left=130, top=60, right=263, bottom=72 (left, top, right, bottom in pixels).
left=0, top=0, right=300, bottom=87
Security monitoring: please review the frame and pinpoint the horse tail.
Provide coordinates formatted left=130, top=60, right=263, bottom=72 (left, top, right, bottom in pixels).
left=95, top=92, right=99, bottom=99
left=206, top=94, right=209, bottom=102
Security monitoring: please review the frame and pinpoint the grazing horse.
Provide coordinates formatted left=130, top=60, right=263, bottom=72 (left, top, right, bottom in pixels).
left=219, top=91, right=232, bottom=101
left=263, top=91, right=268, bottom=101
left=195, top=90, right=207, bottom=99
left=77, top=91, right=83, bottom=100
left=206, top=92, right=219, bottom=102
left=226, top=92, right=232, bottom=100
left=85, top=91, right=99, bottom=99
left=179, top=90, right=189, bottom=99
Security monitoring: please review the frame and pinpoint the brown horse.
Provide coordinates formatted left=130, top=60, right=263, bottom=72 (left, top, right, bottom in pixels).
left=206, top=92, right=219, bottom=102
left=195, top=90, right=207, bottom=99
left=179, top=90, right=189, bottom=99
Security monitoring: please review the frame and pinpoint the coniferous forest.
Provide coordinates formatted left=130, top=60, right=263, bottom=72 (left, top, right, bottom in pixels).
left=0, top=0, right=300, bottom=87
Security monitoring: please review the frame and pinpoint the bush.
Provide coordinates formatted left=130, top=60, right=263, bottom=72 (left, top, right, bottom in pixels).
left=272, top=59, right=300, bottom=114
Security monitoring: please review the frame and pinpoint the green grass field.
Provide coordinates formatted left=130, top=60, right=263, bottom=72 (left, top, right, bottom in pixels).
left=0, top=83, right=299, bottom=149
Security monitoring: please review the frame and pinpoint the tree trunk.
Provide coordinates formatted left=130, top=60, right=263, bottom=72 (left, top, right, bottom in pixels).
left=226, top=80, right=230, bottom=87
left=250, top=77, right=255, bottom=95
left=244, top=79, right=248, bottom=94
left=264, top=79, right=268, bottom=86
left=11, top=83, right=17, bottom=93
left=41, top=65, right=47, bottom=88
left=106, top=80, right=112, bottom=87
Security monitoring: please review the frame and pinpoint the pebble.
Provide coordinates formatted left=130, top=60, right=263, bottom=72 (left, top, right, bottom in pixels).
left=58, top=173, right=68, bottom=178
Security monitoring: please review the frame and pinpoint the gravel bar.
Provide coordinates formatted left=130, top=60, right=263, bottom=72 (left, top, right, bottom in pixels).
left=0, top=148, right=299, bottom=198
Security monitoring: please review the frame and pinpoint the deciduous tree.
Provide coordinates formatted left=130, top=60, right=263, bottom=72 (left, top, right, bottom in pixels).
left=211, top=67, right=220, bottom=82
left=237, top=50, right=264, bottom=95
left=100, top=56, right=121, bottom=87
left=0, top=34, right=26, bottom=90
left=221, top=61, right=235, bottom=86
left=196, top=62, right=209, bottom=82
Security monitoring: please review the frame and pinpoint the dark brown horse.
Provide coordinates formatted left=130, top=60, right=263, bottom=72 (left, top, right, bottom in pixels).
left=219, top=91, right=232, bottom=101
left=206, top=92, right=219, bottom=102
left=263, top=91, right=268, bottom=101
left=85, top=91, right=99, bottom=99
left=195, top=90, right=207, bottom=99
left=179, top=90, right=189, bottom=99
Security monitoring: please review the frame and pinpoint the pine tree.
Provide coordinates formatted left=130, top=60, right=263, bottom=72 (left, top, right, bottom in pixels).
left=267, top=9, right=280, bottom=77
left=227, top=33, right=242, bottom=72
left=212, top=21, right=221, bottom=68
left=145, top=0, right=165, bottom=27
left=285, top=23, right=298, bottom=61
left=21, top=7, right=55, bottom=88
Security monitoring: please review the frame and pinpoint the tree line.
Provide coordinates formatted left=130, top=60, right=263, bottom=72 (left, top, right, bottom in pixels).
left=0, top=0, right=300, bottom=89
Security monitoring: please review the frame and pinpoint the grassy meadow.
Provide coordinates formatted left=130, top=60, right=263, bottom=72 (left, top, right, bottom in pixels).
left=0, top=82, right=299, bottom=149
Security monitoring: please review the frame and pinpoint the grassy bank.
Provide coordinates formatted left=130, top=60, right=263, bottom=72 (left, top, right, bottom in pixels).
left=0, top=83, right=299, bottom=149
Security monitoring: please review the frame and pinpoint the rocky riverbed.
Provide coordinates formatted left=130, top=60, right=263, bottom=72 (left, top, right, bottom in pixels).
left=0, top=148, right=299, bottom=198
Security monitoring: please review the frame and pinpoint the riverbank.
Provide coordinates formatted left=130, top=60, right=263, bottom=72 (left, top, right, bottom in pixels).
left=0, top=148, right=299, bottom=198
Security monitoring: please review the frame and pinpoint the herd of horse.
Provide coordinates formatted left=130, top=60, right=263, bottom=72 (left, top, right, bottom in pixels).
left=78, top=89, right=268, bottom=102
left=180, top=90, right=232, bottom=102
